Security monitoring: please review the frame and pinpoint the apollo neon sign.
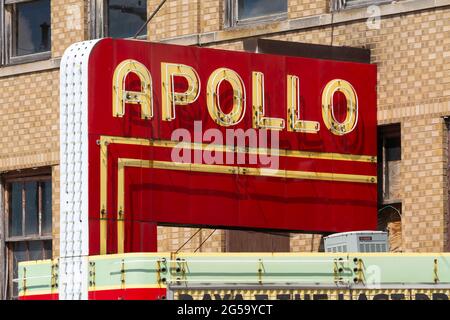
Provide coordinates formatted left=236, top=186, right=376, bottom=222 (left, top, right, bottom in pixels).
left=59, top=38, right=377, bottom=299
left=112, top=60, right=358, bottom=136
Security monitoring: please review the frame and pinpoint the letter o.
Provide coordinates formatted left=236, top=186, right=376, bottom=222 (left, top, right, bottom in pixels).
left=321, top=79, right=358, bottom=136
left=207, top=68, right=246, bottom=127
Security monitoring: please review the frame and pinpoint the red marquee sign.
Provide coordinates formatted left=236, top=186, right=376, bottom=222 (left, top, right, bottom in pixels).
left=60, top=38, right=377, bottom=257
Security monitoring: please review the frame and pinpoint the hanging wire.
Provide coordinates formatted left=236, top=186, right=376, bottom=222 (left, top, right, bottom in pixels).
left=194, top=229, right=217, bottom=253
left=175, top=228, right=203, bottom=253
left=133, top=0, right=168, bottom=39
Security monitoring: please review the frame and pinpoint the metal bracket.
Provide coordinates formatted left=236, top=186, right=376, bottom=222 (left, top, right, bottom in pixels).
left=51, top=259, right=59, bottom=294
left=120, top=259, right=126, bottom=290
left=157, top=258, right=168, bottom=286
left=434, top=259, right=440, bottom=284
left=89, top=262, right=96, bottom=289
left=333, top=257, right=345, bottom=284
left=258, top=259, right=265, bottom=285
left=353, top=257, right=365, bottom=284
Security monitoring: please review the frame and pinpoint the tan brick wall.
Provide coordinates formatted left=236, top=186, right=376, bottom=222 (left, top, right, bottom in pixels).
left=289, top=0, right=327, bottom=19
left=0, top=69, right=61, bottom=260
left=211, top=40, right=244, bottom=51
left=51, top=0, right=87, bottom=57
left=291, top=234, right=323, bottom=252
left=402, top=117, right=448, bottom=252
left=148, top=0, right=201, bottom=41
left=157, top=227, right=225, bottom=252
left=200, top=0, right=223, bottom=34
left=0, top=71, right=60, bottom=171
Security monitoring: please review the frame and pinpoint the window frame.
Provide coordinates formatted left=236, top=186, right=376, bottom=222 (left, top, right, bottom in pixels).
left=330, top=0, right=392, bottom=12
left=225, top=0, right=288, bottom=28
left=4, top=174, right=52, bottom=242
left=90, top=0, right=148, bottom=40
left=1, top=0, right=52, bottom=66
left=378, top=124, right=401, bottom=204
left=1, top=168, right=52, bottom=299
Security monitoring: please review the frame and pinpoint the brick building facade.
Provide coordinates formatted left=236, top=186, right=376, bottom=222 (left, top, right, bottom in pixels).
left=0, top=0, right=449, bottom=299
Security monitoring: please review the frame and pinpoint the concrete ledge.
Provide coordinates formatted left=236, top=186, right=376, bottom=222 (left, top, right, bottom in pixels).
left=161, top=0, right=450, bottom=46
left=0, top=150, right=59, bottom=173
left=0, top=58, right=61, bottom=78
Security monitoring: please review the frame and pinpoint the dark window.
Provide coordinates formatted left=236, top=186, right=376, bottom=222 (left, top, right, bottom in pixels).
left=42, top=181, right=52, bottom=235
left=107, top=0, right=147, bottom=38
left=7, top=179, right=51, bottom=238
left=13, top=0, right=51, bottom=57
left=237, top=0, right=287, bottom=20
left=9, top=183, right=22, bottom=237
left=385, top=136, right=401, bottom=161
left=24, top=182, right=38, bottom=235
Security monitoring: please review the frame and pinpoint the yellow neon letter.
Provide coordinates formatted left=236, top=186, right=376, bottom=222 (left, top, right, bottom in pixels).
left=112, top=59, right=153, bottom=119
left=287, top=75, right=320, bottom=133
left=161, top=63, right=200, bottom=121
left=322, top=79, right=358, bottom=136
left=252, top=72, right=285, bottom=130
left=207, top=68, right=246, bottom=127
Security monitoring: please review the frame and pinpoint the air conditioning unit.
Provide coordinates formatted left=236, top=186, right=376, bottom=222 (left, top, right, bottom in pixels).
left=324, top=231, right=389, bottom=253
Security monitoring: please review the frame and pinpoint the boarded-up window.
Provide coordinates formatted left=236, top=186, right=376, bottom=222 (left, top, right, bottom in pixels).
left=378, top=124, right=401, bottom=202
left=378, top=203, right=402, bottom=252
left=225, top=230, right=290, bottom=252
left=378, top=125, right=402, bottom=252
